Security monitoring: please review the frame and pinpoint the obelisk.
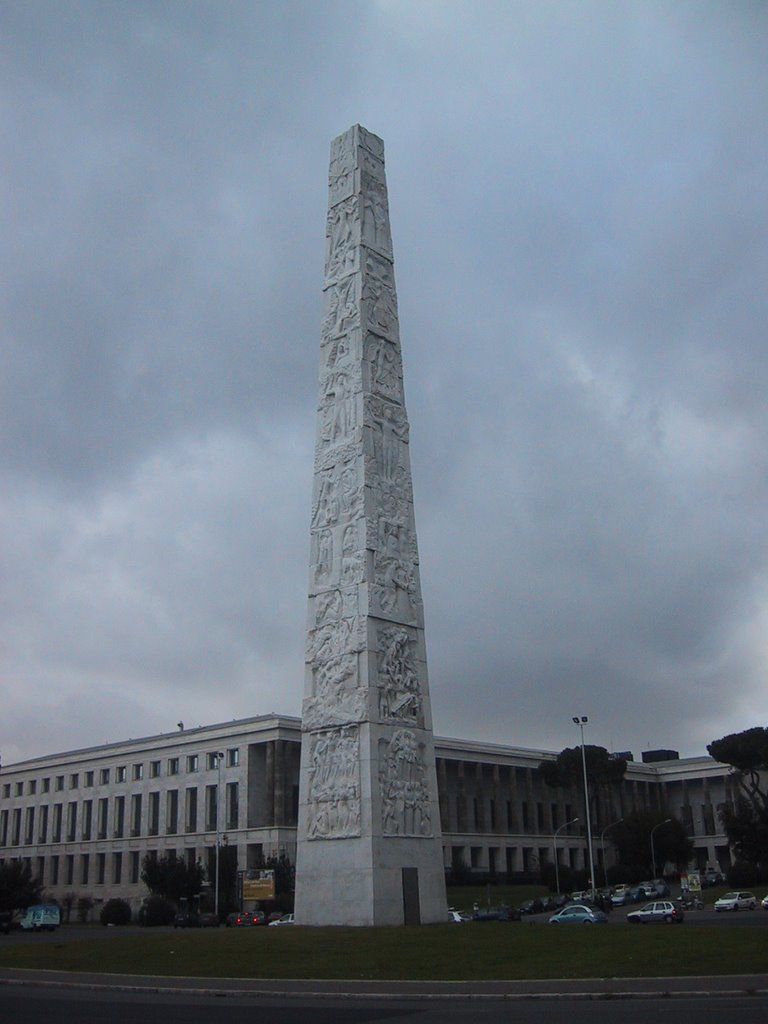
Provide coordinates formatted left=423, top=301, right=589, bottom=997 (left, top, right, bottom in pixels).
left=294, top=126, right=447, bottom=926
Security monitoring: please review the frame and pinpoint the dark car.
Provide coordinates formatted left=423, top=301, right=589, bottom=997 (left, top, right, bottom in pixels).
left=226, top=910, right=266, bottom=927
left=173, top=912, right=200, bottom=928
left=518, top=898, right=545, bottom=915
left=472, top=906, right=521, bottom=922
left=0, top=912, right=12, bottom=935
left=198, top=912, right=220, bottom=927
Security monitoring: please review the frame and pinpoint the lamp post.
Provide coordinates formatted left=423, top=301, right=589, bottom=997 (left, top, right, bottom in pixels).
left=651, top=818, right=671, bottom=880
left=553, top=817, right=579, bottom=896
left=573, top=716, right=596, bottom=895
left=600, top=818, right=623, bottom=889
left=214, top=751, right=224, bottom=919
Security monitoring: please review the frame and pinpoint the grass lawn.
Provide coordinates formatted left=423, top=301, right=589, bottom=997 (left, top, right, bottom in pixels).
left=1, top=922, right=767, bottom=981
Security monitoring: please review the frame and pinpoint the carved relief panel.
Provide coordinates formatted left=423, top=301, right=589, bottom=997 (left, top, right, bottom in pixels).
left=325, top=195, right=360, bottom=283
left=363, top=333, right=402, bottom=403
left=306, top=726, right=362, bottom=840
left=379, top=729, right=432, bottom=837
left=303, top=616, right=367, bottom=729
left=376, top=624, right=423, bottom=726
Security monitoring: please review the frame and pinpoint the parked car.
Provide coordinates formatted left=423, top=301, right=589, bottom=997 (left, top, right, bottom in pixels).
left=714, top=891, right=757, bottom=912
left=226, top=910, right=266, bottom=927
left=548, top=904, right=608, bottom=924
left=761, top=894, right=768, bottom=910
left=472, top=906, right=521, bottom=922
left=0, top=912, right=11, bottom=935
left=268, top=913, right=295, bottom=926
left=173, top=912, right=200, bottom=928
left=198, top=912, right=220, bottom=927
left=627, top=901, right=684, bottom=924
left=611, top=888, right=632, bottom=907
left=518, top=898, right=545, bottom=915
left=448, top=909, right=470, bottom=923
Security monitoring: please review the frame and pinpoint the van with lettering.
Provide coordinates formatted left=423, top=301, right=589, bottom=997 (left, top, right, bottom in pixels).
left=19, top=904, right=61, bottom=931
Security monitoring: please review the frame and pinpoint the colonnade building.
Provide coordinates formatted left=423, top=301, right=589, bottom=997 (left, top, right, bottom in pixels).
left=0, top=714, right=735, bottom=913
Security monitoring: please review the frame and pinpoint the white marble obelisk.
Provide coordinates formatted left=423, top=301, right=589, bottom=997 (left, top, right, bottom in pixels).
left=294, top=126, right=447, bottom=926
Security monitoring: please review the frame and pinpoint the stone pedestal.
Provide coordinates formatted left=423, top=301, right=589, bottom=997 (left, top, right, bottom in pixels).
left=294, top=125, right=447, bottom=926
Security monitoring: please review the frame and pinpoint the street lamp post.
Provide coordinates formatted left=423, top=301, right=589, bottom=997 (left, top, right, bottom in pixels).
left=573, top=716, right=596, bottom=895
left=651, top=818, right=671, bottom=880
left=600, top=818, right=624, bottom=889
left=214, top=751, right=224, bottom=919
left=553, top=817, right=579, bottom=896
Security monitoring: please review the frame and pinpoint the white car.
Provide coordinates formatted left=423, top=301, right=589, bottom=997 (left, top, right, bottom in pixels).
left=448, top=909, right=470, bottom=923
left=268, top=913, right=295, bottom=926
left=761, top=894, right=768, bottom=910
left=714, top=891, right=757, bottom=912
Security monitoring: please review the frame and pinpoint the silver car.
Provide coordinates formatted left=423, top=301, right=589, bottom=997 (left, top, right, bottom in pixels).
left=548, top=904, right=608, bottom=924
left=627, top=900, right=684, bottom=924
left=714, top=891, right=757, bottom=912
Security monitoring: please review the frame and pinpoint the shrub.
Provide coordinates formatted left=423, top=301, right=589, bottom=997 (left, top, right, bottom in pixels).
left=77, top=896, right=94, bottom=923
left=100, top=898, right=132, bottom=926
left=138, top=895, right=175, bottom=927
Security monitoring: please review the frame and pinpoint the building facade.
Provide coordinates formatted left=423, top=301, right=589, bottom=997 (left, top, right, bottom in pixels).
left=0, top=714, right=736, bottom=913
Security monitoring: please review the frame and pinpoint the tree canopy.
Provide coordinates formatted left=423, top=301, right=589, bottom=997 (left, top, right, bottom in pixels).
left=707, top=727, right=768, bottom=812
left=538, top=745, right=628, bottom=791
left=610, top=811, right=693, bottom=874
left=141, top=853, right=205, bottom=904
left=0, top=859, right=44, bottom=914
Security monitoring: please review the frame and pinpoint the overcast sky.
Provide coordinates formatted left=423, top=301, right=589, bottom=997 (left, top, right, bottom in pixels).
left=2, top=1, right=767, bottom=767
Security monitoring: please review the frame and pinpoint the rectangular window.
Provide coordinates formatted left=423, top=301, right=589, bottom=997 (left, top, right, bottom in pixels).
left=227, top=748, right=240, bottom=768
left=205, top=785, right=217, bottom=831
left=84, top=771, right=94, bottom=788
left=132, top=763, right=144, bottom=782
left=206, top=752, right=221, bottom=771
left=50, top=855, right=59, bottom=885
left=185, top=788, right=198, bottom=832
left=65, top=854, right=74, bottom=886
left=0, top=809, right=8, bottom=847
left=81, top=800, right=93, bottom=841
left=129, top=851, right=140, bottom=884
left=96, top=852, right=106, bottom=885
left=166, top=790, right=178, bottom=835
left=52, top=804, right=63, bottom=843
left=100, top=768, right=110, bottom=785
left=42, top=777, right=50, bottom=793
left=112, top=851, right=122, bottom=885
left=167, top=757, right=179, bottom=776
left=115, top=766, right=126, bottom=783
left=149, top=760, right=161, bottom=779
left=24, top=806, right=35, bottom=845
left=80, top=853, right=89, bottom=885
left=15, top=781, right=23, bottom=797
left=11, top=808, right=22, bottom=846
left=114, top=796, right=125, bottom=838
left=38, top=805, right=49, bottom=844
left=130, top=794, right=142, bottom=837
left=187, top=754, right=199, bottom=773
left=226, top=782, right=239, bottom=830
left=536, top=802, right=545, bottom=831
left=66, top=802, right=77, bottom=842
left=28, top=779, right=37, bottom=795
left=69, top=773, right=79, bottom=790
left=55, top=775, right=64, bottom=791
left=148, top=792, right=160, bottom=836
left=2, top=783, right=10, bottom=798
left=97, top=798, right=108, bottom=839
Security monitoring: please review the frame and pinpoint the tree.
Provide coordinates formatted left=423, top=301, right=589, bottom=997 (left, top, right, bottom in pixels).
left=538, top=745, right=628, bottom=826
left=0, top=859, right=43, bottom=915
left=610, top=811, right=693, bottom=875
left=708, top=727, right=768, bottom=873
left=141, top=853, right=205, bottom=905
left=708, top=727, right=768, bottom=813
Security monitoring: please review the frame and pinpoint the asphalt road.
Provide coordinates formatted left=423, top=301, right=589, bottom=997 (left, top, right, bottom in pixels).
left=3, top=987, right=768, bottom=1024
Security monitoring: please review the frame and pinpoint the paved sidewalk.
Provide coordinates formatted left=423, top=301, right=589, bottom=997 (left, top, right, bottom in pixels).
left=2, top=968, right=768, bottom=1001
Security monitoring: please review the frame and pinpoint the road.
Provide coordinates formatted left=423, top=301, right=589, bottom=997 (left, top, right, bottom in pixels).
left=3, top=987, right=768, bottom=1024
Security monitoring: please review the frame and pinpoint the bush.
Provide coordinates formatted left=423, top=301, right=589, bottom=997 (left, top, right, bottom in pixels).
left=100, top=898, right=132, bottom=926
left=726, top=860, right=763, bottom=887
left=138, top=895, right=175, bottom=927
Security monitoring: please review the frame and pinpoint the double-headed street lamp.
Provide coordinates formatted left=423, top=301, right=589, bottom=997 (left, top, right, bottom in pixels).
left=553, top=817, right=579, bottom=896
left=651, top=818, right=671, bottom=880
left=573, top=716, right=596, bottom=895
